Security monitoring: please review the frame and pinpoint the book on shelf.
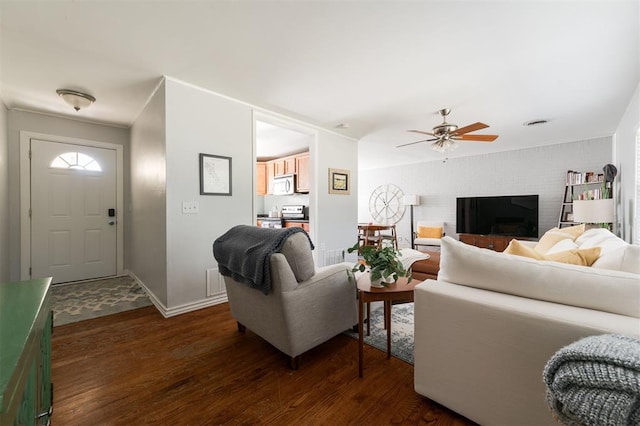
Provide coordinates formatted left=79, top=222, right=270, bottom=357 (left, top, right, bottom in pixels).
left=566, top=170, right=605, bottom=185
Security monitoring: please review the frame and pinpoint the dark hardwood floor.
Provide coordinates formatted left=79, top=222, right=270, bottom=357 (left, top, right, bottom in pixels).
left=51, top=303, right=474, bottom=425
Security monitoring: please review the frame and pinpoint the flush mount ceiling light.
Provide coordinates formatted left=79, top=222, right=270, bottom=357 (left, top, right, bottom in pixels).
left=56, top=89, right=96, bottom=111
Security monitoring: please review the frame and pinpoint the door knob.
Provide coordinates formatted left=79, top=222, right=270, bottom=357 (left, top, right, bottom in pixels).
left=108, top=220, right=116, bottom=226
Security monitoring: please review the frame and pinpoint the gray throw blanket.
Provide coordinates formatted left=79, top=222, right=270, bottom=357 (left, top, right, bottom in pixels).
left=213, top=225, right=314, bottom=295
left=543, top=334, right=640, bottom=426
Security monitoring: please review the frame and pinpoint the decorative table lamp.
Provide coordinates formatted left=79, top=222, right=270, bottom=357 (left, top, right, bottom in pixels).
left=572, top=199, right=614, bottom=229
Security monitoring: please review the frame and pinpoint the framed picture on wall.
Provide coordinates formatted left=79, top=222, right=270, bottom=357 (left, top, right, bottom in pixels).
left=328, top=168, right=350, bottom=195
left=199, top=153, right=232, bottom=195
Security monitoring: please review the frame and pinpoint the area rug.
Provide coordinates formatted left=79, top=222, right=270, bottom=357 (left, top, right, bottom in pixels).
left=51, top=275, right=152, bottom=326
left=345, top=302, right=414, bottom=364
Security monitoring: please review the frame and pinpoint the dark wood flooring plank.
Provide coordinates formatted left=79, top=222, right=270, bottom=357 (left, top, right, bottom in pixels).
left=52, top=303, right=474, bottom=425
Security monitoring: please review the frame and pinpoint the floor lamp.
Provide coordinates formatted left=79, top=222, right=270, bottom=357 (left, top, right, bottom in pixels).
left=403, top=195, right=420, bottom=249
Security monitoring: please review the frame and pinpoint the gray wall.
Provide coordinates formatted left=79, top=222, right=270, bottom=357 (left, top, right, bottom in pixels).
left=164, top=78, right=253, bottom=309
left=128, top=77, right=359, bottom=312
left=6, top=110, right=130, bottom=281
left=0, top=103, right=8, bottom=282
left=614, top=83, right=639, bottom=243
left=313, top=129, right=359, bottom=264
left=128, top=81, right=168, bottom=306
left=358, top=137, right=612, bottom=247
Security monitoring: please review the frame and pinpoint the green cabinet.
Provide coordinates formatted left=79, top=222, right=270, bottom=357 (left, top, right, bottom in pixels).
left=0, top=278, right=53, bottom=426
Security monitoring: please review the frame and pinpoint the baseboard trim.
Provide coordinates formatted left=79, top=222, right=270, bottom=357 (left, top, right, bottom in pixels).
left=125, top=270, right=228, bottom=318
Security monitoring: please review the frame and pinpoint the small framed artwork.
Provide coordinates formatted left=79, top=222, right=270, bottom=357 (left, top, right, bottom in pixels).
left=199, top=153, right=232, bottom=196
left=328, top=168, right=350, bottom=195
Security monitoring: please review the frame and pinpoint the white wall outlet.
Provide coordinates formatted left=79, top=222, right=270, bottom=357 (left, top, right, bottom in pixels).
left=182, top=201, right=199, bottom=214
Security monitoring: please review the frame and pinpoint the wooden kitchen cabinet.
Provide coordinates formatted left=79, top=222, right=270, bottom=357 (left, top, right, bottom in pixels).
left=266, top=162, right=275, bottom=194
left=273, top=157, right=295, bottom=176
left=285, top=221, right=310, bottom=232
left=295, top=153, right=310, bottom=193
left=262, top=152, right=309, bottom=194
left=284, top=157, right=296, bottom=174
left=256, top=162, right=267, bottom=195
left=274, top=160, right=286, bottom=176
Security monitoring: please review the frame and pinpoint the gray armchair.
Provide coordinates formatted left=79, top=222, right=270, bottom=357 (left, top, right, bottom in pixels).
left=221, top=231, right=357, bottom=368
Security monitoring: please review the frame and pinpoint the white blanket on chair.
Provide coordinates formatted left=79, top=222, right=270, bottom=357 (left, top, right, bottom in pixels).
left=398, top=248, right=430, bottom=270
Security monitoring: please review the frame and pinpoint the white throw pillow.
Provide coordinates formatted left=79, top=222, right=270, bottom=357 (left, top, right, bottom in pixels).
left=575, top=228, right=628, bottom=255
left=546, top=238, right=579, bottom=255
left=592, top=244, right=640, bottom=274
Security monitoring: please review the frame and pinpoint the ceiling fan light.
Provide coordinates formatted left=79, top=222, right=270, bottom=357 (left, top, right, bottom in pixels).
left=56, top=89, right=96, bottom=111
left=431, top=139, right=458, bottom=153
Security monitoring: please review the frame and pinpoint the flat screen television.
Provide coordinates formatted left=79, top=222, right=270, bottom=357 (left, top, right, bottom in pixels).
left=456, top=195, right=539, bottom=238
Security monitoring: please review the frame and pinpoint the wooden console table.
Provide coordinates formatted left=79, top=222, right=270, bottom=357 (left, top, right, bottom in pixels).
left=458, top=234, right=537, bottom=252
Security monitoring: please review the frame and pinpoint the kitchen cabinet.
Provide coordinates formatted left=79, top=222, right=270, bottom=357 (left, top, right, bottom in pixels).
left=262, top=152, right=309, bottom=195
left=274, top=160, right=286, bottom=176
left=0, top=277, right=53, bottom=426
left=285, top=221, right=310, bottom=232
left=274, top=157, right=296, bottom=177
left=256, top=162, right=267, bottom=195
left=295, top=153, right=310, bottom=193
left=266, top=162, right=275, bottom=194
left=284, top=157, right=296, bottom=175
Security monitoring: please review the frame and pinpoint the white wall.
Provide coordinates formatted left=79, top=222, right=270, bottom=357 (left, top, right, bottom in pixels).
left=128, top=81, right=168, bottom=306
left=313, top=129, right=359, bottom=264
left=6, top=110, right=129, bottom=280
left=0, top=103, right=8, bottom=282
left=164, top=78, right=254, bottom=309
left=613, top=83, right=639, bottom=242
left=358, top=137, right=612, bottom=246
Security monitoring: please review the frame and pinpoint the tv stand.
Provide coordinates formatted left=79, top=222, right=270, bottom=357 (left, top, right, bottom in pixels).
left=458, top=234, right=537, bottom=252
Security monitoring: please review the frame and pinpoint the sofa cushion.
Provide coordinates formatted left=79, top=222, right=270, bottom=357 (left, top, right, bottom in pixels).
left=535, top=224, right=585, bottom=254
left=592, top=244, right=640, bottom=275
left=440, top=237, right=640, bottom=318
left=278, top=232, right=315, bottom=282
left=575, top=228, right=628, bottom=255
left=505, top=239, right=601, bottom=266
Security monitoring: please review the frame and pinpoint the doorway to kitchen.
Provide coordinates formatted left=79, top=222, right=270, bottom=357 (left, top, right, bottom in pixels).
left=253, top=114, right=315, bottom=238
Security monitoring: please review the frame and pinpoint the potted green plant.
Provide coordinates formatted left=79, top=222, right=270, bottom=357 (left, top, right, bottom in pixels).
left=347, top=242, right=411, bottom=287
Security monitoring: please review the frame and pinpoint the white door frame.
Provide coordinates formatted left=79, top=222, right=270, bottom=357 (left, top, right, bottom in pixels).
left=20, top=131, right=124, bottom=280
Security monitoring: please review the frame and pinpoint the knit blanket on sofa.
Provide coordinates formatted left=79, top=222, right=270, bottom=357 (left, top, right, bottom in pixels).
left=543, top=334, right=640, bottom=426
left=213, top=225, right=313, bottom=295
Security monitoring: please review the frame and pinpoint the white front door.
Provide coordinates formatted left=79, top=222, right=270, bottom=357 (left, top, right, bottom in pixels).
left=30, top=139, right=118, bottom=284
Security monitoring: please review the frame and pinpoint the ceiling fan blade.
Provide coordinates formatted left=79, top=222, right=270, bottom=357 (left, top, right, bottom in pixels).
left=452, top=122, right=489, bottom=136
left=408, top=129, right=435, bottom=136
left=454, top=134, right=499, bottom=142
left=396, top=138, right=437, bottom=148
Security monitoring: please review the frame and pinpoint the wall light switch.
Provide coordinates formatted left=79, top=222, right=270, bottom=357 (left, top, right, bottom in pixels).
left=182, top=201, right=199, bottom=214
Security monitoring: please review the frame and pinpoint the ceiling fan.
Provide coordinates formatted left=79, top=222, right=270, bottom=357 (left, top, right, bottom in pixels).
left=397, top=108, right=498, bottom=153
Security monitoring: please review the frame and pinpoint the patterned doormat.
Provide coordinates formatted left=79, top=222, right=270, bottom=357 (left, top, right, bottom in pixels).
left=345, top=302, right=414, bottom=364
left=51, top=275, right=152, bottom=326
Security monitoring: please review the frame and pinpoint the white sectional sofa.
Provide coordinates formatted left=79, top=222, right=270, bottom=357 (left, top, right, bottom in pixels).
left=414, top=229, right=640, bottom=425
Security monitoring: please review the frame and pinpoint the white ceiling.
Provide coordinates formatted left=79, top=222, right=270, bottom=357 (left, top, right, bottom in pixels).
left=1, top=1, right=638, bottom=170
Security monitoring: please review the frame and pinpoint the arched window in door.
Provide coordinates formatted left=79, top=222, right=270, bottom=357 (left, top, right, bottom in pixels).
left=50, top=152, right=102, bottom=171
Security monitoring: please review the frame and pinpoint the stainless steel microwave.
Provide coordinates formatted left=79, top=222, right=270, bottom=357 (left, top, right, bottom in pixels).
left=272, top=174, right=295, bottom=195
